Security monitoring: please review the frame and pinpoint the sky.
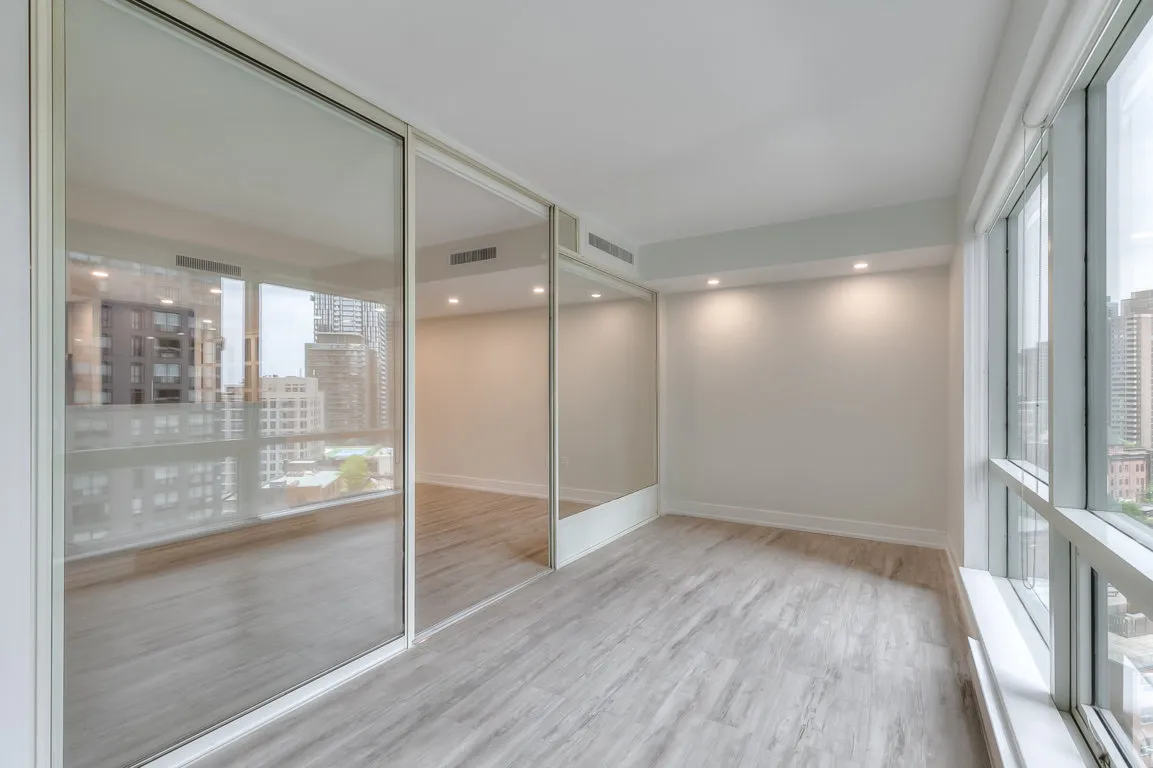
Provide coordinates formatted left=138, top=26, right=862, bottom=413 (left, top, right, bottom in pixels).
left=219, top=280, right=314, bottom=386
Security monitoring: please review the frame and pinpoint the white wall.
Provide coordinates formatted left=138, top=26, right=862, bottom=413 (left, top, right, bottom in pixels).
left=2, top=0, right=33, bottom=763
left=416, top=298, right=657, bottom=504
left=416, top=308, right=550, bottom=494
left=948, top=246, right=966, bottom=563
left=662, top=267, right=950, bottom=547
left=558, top=298, right=657, bottom=502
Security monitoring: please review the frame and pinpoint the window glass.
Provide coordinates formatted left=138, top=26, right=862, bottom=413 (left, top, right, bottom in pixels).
left=1008, top=493, right=1050, bottom=643
left=1010, top=172, right=1050, bottom=481
left=557, top=258, right=658, bottom=516
left=62, top=0, right=404, bottom=765
left=1102, top=584, right=1153, bottom=763
left=1103, top=11, right=1153, bottom=538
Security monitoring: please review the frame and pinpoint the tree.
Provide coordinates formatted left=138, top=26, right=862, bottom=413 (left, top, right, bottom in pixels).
left=339, top=455, right=371, bottom=492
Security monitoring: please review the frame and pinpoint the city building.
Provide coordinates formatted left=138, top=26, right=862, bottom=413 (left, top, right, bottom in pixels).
left=1111, top=448, right=1153, bottom=504
left=312, top=295, right=391, bottom=428
left=304, top=332, right=374, bottom=432
left=258, top=375, right=326, bottom=484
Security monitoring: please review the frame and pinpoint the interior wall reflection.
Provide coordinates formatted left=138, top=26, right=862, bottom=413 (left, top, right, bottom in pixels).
left=412, top=154, right=550, bottom=631
left=557, top=258, right=657, bottom=517
left=62, top=1, right=404, bottom=766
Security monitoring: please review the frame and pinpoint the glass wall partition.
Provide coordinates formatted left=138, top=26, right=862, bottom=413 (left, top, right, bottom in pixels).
left=62, top=1, right=404, bottom=765
left=413, top=152, right=551, bottom=631
left=557, top=257, right=657, bottom=517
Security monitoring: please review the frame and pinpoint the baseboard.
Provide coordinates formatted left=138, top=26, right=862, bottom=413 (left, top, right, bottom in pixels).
left=557, top=486, right=659, bottom=567
left=666, top=499, right=948, bottom=549
left=416, top=472, right=619, bottom=505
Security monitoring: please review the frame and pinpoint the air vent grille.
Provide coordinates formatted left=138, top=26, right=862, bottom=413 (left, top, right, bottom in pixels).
left=449, top=246, right=497, bottom=266
left=588, top=233, right=634, bottom=265
left=176, top=254, right=242, bottom=277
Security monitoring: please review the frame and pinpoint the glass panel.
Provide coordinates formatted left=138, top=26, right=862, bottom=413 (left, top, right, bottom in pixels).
left=1102, top=12, right=1153, bottom=539
left=62, top=1, right=404, bottom=765
left=1008, top=493, right=1050, bottom=642
left=413, top=154, right=550, bottom=631
left=557, top=258, right=658, bottom=517
left=1010, top=173, right=1050, bottom=481
left=1103, top=584, right=1153, bottom=764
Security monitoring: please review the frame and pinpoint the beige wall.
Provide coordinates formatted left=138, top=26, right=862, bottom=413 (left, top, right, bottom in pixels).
left=415, top=296, right=657, bottom=503
left=661, top=267, right=950, bottom=543
left=416, top=308, right=550, bottom=492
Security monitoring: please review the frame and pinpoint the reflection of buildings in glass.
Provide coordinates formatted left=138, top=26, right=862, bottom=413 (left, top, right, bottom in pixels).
left=1107, top=587, right=1153, bottom=765
left=304, top=331, right=374, bottom=431
left=259, top=375, right=325, bottom=484
left=311, top=295, right=389, bottom=428
left=64, top=253, right=229, bottom=550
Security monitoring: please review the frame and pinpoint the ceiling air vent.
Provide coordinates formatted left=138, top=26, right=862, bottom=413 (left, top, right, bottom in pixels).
left=449, top=246, right=497, bottom=266
left=176, top=254, right=242, bottom=277
left=588, top=233, right=634, bottom=265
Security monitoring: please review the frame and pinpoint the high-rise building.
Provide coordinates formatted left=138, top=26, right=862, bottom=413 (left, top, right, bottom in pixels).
left=311, top=295, right=390, bottom=428
left=258, top=375, right=326, bottom=483
left=304, top=331, right=373, bottom=431
left=1110, top=292, right=1153, bottom=450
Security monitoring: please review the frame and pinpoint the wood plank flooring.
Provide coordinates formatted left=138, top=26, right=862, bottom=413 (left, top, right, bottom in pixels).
left=196, top=515, right=989, bottom=768
left=65, top=484, right=551, bottom=768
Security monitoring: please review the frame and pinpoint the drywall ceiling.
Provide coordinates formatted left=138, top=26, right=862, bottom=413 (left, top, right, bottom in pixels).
left=188, top=0, right=1008, bottom=245
left=645, top=245, right=954, bottom=294
left=68, top=0, right=542, bottom=261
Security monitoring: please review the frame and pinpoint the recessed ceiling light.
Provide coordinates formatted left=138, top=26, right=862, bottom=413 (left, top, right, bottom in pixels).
left=448, top=297, right=460, bottom=304
left=533, top=286, right=546, bottom=294
left=91, top=270, right=109, bottom=278
left=853, top=262, right=869, bottom=270
left=707, top=278, right=720, bottom=286
left=146, top=336, right=154, bottom=340
left=202, top=319, right=212, bottom=324
left=73, top=338, right=81, bottom=343
left=591, top=293, right=602, bottom=299
left=374, top=306, right=385, bottom=312
left=209, top=287, right=223, bottom=295
left=160, top=298, right=174, bottom=304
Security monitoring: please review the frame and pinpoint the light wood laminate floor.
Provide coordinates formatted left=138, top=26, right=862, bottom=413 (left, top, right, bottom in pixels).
left=197, top=515, right=989, bottom=768
left=65, top=484, right=553, bottom=768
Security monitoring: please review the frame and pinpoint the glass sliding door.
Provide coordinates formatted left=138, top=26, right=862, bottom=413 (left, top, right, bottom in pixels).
left=413, top=151, right=551, bottom=631
left=556, top=258, right=658, bottom=517
left=62, top=1, right=405, bottom=765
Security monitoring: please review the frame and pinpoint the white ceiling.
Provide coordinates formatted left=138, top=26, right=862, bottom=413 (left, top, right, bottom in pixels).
left=188, top=0, right=1008, bottom=246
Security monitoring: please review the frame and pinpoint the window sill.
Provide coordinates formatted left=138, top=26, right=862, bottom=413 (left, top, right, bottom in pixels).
left=958, top=567, right=1092, bottom=768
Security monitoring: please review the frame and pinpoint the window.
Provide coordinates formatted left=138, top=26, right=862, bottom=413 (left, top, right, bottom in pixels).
left=101, top=304, right=111, bottom=328
left=1098, top=584, right=1153, bottom=762
left=1009, top=493, right=1050, bottom=642
left=100, top=334, right=111, bottom=350
left=130, top=362, right=141, bottom=385
left=152, top=363, right=179, bottom=383
left=131, top=309, right=141, bottom=330
left=1009, top=168, right=1050, bottom=482
left=153, top=311, right=181, bottom=332
left=1100, top=8, right=1153, bottom=542
left=130, top=335, right=143, bottom=357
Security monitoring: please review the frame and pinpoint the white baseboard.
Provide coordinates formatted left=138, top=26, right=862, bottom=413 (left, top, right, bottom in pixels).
left=666, top=499, right=948, bottom=549
left=415, top=472, right=620, bottom=505
left=558, top=486, right=659, bottom=567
